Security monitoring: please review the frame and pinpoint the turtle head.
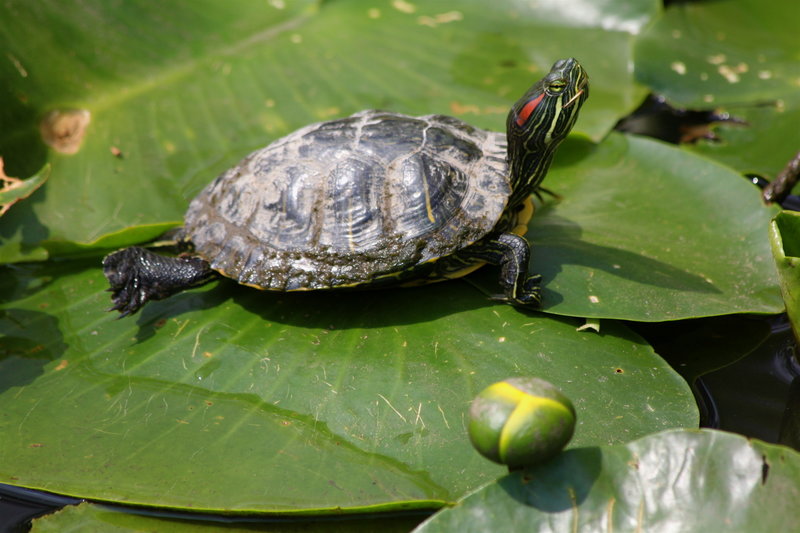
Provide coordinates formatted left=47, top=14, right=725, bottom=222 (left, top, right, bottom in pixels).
left=506, top=58, right=588, bottom=205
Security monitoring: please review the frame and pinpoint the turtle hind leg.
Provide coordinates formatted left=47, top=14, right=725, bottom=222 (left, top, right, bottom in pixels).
left=102, top=246, right=217, bottom=317
left=461, top=233, right=542, bottom=307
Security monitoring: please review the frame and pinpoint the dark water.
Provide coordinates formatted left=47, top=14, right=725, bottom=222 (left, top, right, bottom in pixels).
left=701, top=319, right=800, bottom=445
left=0, top=486, right=78, bottom=533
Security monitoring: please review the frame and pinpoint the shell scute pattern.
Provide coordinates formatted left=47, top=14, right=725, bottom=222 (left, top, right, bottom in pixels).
left=184, top=110, right=510, bottom=290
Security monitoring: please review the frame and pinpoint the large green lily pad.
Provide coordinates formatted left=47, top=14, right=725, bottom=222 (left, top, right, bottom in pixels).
left=0, top=0, right=653, bottom=262
left=503, top=132, right=781, bottom=320
left=0, top=260, right=696, bottom=513
left=415, top=429, right=800, bottom=532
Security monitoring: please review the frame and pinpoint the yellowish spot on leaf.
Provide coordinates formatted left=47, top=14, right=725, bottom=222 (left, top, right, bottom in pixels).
left=392, top=0, right=416, bottom=14
left=718, top=63, right=748, bottom=83
left=418, top=11, right=463, bottom=27
left=317, top=107, right=341, bottom=119
left=450, top=101, right=479, bottom=115
left=670, top=61, right=687, bottom=75
left=39, top=109, right=90, bottom=154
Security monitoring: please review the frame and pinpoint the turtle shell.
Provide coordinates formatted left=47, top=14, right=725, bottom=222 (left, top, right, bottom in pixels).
left=182, top=109, right=511, bottom=291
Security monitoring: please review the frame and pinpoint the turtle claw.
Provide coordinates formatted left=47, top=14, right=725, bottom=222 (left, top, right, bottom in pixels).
left=517, top=275, right=543, bottom=306
left=102, top=246, right=216, bottom=317
left=490, top=288, right=542, bottom=308
left=103, top=247, right=153, bottom=316
left=489, top=273, right=542, bottom=307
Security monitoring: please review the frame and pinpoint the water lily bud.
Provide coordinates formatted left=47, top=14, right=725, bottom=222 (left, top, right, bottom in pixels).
left=468, top=377, right=576, bottom=468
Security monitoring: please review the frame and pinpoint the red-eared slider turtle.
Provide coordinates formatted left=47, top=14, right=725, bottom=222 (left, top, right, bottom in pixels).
left=104, top=58, right=588, bottom=316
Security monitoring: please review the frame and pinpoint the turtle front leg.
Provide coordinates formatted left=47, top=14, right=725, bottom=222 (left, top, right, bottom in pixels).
left=102, top=246, right=217, bottom=317
left=463, top=233, right=543, bottom=307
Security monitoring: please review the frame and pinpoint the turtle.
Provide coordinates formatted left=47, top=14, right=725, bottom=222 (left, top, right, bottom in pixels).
left=103, top=58, right=589, bottom=317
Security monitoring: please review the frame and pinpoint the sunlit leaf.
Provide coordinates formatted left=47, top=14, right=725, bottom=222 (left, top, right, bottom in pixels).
left=0, top=0, right=655, bottom=261
left=415, top=429, right=800, bottom=532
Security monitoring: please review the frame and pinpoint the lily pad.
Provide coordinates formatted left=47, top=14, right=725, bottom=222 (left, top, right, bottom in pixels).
left=0, top=0, right=654, bottom=262
left=769, top=211, right=800, bottom=339
left=0, top=260, right=696, bottom=513
left=688, top=94, right=800, bottom=183
left=493, top=132, right=781, bottom=320
left=634, top=0, right=800, bottom=108
left=414, top=429, right=800, bottom=532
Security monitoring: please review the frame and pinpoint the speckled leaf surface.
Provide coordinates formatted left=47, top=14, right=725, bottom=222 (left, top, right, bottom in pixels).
left=0, top=0, right=653, bottom=262
left=414, top=429, right=800, bottom=533
left=633, top=0, right=800, bottom=181
left=634, top=0, right=800, bottom=108
left=0, top=260, right=696, bottom=513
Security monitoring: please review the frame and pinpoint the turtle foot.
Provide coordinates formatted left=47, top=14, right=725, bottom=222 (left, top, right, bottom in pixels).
left=491, top=274, right=542, bottom=307
left=102, top=246, right=215, bottom=317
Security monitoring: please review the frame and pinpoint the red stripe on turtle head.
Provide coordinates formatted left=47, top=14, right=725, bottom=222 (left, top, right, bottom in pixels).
left=515, top=93, right=545, bottom=127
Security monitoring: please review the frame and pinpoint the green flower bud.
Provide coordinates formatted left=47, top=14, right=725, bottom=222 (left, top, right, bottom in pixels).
left=468, top=377, right=576, bottom=468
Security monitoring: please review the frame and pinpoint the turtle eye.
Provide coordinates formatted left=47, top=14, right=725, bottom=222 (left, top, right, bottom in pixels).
left=548, top=79, right=567, bottom=93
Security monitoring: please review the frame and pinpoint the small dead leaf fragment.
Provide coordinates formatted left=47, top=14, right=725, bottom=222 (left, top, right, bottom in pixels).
left=40, top=109, right=91, bottom=154
left=0, top=157, right=50, bottom=216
